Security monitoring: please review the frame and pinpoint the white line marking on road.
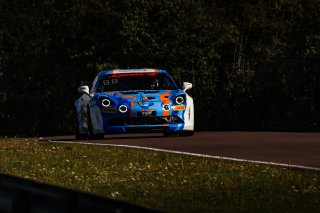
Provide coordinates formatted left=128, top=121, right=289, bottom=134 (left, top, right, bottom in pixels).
left=48, top=140, right=320, bottom=172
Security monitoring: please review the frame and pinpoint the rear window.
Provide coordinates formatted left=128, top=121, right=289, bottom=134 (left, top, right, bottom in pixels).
left=96, top=73, right=178, bottom=92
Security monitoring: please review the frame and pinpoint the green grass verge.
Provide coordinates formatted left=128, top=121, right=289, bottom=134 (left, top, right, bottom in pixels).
left=1, top=138, right=320, bottom=212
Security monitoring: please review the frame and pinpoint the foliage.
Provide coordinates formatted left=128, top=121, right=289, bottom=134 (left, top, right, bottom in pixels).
left=0, top=0, right=319, bottom=135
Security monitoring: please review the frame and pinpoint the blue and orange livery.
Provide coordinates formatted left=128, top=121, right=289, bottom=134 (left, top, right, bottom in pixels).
left=74, top=69, right=194, bottom=139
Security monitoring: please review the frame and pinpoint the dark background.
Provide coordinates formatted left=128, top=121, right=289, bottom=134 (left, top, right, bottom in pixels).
left=0, top=0, right=319, bottom=136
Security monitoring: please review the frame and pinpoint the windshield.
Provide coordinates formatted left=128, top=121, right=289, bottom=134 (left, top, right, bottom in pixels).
left=96, top=73, right=178, bottom=92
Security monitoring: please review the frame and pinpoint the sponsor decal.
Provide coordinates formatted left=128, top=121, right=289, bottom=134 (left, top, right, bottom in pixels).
left=139, top=109, right=155, bottom=116
left=102, top=108, right=117, bottom=113
left=172, top=105, right=186, bottom=111
left=111, top=69, right=156, bottom=74
left=141, top=97, right=149, bottom=101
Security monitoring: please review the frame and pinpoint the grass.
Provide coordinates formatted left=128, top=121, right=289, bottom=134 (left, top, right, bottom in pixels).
left=0, top=138, right=320, bottom=212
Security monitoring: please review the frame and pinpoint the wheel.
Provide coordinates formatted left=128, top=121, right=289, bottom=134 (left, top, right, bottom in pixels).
left=87, top=105, right=94, bottom=139
left=179, top=131, right=194, bottom=137
left=87, top=105, right=104, bottom=140
left=74, top=108, right=87, bottom=140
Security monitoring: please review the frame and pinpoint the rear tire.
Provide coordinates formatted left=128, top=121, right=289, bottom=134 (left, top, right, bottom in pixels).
left=87, top=105, right=104, bottom=140
left=74, top=108, right=87, bottom=140
left=87, top=105, right=94, bottom=139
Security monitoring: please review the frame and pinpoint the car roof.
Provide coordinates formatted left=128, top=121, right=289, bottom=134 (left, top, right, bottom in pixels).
left=92, top=68, right=179, bottom=91
left=98, top=69, right=168, bottom=77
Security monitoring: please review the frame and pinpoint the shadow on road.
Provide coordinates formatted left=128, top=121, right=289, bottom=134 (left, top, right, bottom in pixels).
left=43, top=133, right=167, bottom=142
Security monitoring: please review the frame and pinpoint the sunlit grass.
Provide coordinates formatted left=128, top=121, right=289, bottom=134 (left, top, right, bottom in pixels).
left=1, top=138, right=320, bottom=212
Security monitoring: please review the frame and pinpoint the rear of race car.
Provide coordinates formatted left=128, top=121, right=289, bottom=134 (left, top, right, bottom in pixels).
left=76, top=69, right=194, bottom=138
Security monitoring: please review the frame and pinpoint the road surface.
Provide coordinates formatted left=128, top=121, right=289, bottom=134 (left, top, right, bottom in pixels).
left=44, top=131, right=320, bottom=169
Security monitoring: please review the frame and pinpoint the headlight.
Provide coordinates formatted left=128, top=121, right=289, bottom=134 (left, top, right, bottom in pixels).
left=119, top=105, right=128, bottom=113
left=101, top=98, right=111, bottom=107
left=163, top=104, right=170, bottom=111
left=174, top=95, right=185, bottom=105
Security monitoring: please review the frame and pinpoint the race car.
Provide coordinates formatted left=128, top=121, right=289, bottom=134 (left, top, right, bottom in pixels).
left=74, top=69, right=194, bottom=139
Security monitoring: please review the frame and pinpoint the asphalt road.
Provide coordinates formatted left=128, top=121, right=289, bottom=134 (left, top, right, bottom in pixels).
left=45, top=131, right=320, bottom=169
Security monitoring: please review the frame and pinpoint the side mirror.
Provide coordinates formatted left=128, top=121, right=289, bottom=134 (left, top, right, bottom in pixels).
left=78, top=85, right=90, bottom=95
left=183, top=82, right=192, bottom=92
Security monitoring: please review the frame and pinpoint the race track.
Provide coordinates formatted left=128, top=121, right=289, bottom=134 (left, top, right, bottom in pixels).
left=45, top=131, right=320, bottom=169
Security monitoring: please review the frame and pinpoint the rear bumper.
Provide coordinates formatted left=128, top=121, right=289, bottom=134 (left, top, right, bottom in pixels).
left=103, top=116, right=185, bottom=133
left=107, top=116, right=183, bottom=126
left=102, top=125, right=175, bottom=134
